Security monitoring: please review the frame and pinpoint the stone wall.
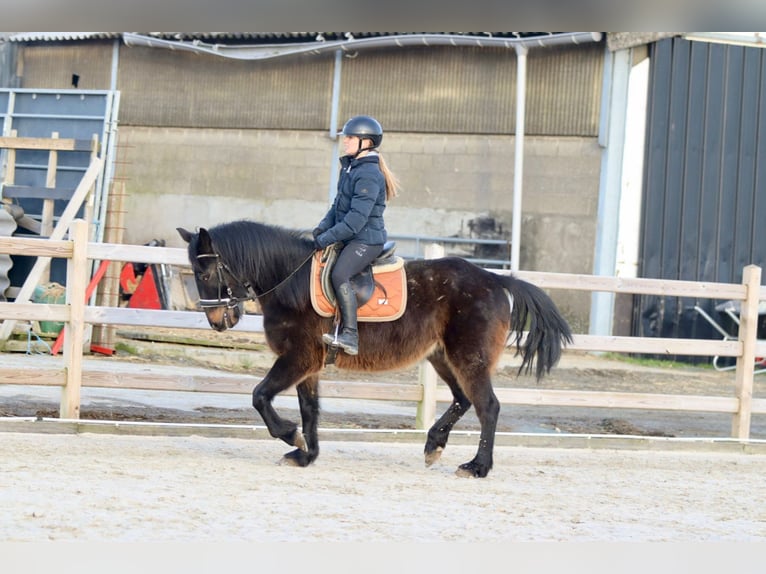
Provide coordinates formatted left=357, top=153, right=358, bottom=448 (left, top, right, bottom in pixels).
left=117, top=126, right=601, bottom=329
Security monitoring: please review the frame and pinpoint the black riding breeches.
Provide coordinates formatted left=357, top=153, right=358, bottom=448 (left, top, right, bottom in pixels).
left=331, top=241, right=384, bottom=291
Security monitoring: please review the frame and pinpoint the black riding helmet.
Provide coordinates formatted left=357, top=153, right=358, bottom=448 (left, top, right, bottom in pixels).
left=341, top=115, right=383, bottom=155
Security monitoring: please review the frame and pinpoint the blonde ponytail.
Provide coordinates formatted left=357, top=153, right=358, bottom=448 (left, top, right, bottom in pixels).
left=378, top=153, right=400, bottom=200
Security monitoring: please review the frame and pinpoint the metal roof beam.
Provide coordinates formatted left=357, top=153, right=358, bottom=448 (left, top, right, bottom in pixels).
left=121, top=32, right=603, bottom=60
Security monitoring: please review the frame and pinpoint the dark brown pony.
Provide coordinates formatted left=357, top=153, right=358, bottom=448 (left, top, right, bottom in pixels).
left=177, top=219, right=572, bottom=478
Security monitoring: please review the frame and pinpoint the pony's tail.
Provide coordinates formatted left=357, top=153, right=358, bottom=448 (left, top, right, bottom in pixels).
left=499, top=274, right=573, bottom=381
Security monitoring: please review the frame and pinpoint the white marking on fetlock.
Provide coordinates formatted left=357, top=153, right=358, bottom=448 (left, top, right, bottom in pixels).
left=455, top=466, right=477, bottom=478
left=293, top=430, right=307, bottom=452
left=424, top=446, right=444, bottom=467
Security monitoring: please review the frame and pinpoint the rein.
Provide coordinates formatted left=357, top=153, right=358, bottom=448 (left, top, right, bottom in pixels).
left=196, top=249, right=314, bottom=309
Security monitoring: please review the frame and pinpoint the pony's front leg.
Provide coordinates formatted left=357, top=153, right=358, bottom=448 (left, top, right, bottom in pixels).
left=280, top=374, right=320, bottom=468
left=252, top=357, right=314, bottom=454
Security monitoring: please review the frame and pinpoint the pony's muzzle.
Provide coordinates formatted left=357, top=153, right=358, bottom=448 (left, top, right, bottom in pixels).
left=203, top=301, right=243, bottom=331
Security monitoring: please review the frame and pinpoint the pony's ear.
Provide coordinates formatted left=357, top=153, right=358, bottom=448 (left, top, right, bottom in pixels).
left=177, top=227, right=194, bottom=244
left=197, top=228, right=214, bottom=253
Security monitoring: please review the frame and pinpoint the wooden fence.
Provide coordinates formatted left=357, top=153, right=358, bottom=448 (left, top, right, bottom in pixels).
left=0, top=218, right=765, bottom=439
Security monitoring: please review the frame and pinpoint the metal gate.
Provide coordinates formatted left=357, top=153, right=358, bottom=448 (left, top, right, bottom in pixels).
left=0, top=88, right=119, bottom=292
left=634, top=38, right=766, bottom=358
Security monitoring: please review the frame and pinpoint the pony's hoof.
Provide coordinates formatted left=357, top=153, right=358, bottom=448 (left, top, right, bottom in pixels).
left=424, top=446, right=443, bottom=467
left=279, top=448, right=311, bottom=467
left=279, top=455, right=302, bottom=467
left=455, top=461, right=489, bottom=478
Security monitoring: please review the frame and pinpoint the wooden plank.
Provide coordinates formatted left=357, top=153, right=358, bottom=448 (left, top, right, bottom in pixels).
left=0, top=136, right=93, bottom=152
left=523, top=333, right=743, bottom=357
left=87, top=242, right=190, bottom=266
left=2, top=185, right=76, bottom=200
left=83, top=307, right=215, bottom=328
left=76, top=370, right=258, bottom=395
left=0, top=366, right=423, bottom=402
left=315, top=380, right=422, bottom=401
left=436, top=387, right=740, bottom=413
left=0, top=363, right=758, bottom=417
left=40, top=132, right=59, bottom=285
left=0, top=236, right=72, bottom=257
left=0, top=302, right=69, bottom=322
left=83, top=307, right=264, bottom=331
left=512, top=270, right=747, bottom=300
left=0, top=367, right=65, bottom=386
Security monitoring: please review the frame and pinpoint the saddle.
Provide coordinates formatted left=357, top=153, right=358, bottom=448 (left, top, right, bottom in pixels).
left=310, top=241, right=407, bottom=322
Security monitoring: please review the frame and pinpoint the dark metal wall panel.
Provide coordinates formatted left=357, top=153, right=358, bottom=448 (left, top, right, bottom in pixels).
left=635, top=38, right=766, bottom=354
left=754, top=56, right=766, bottom=267
left=1, top=88, right=115, bottom=288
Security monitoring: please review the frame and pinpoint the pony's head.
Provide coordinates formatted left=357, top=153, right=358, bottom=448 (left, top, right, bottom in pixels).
left=177, top=226, right=244, bottom=331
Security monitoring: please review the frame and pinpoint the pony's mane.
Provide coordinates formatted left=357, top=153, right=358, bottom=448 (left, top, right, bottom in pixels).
left=207, top=219, right=312, bottom=310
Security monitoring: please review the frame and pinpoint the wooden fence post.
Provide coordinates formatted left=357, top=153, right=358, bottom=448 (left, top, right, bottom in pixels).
left=60, top=219, right=88, bottom=419
left=732, top=264, right=762, bottom=439
left=415, top=243, right=444, bottom=430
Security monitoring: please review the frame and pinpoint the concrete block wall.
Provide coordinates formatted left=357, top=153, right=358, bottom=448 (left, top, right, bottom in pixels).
left=117, top=126, right=601, bottom=330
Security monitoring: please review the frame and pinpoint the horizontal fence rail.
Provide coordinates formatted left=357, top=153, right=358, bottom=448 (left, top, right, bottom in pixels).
left=0, top=220, right=764, bottom=439
left=388, top=233, right=513, bottom=267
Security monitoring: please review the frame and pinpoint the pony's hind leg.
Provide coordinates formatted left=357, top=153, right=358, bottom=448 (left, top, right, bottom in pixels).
left=423, top=349, right=472, bottom=467
left=426, top=349, right=500, bottom=478
left=280, top=374, right=320, bottom=467
left=455, top=378, right=499, bottom=478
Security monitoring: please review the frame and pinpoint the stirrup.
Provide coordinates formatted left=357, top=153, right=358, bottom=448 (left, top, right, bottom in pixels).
left=322, top=332, right=337, bottom=345
left=322, top=322, right=340, bottom=346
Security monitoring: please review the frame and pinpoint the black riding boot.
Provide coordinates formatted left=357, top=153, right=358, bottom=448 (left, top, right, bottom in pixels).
left=322, top=282, right=359, bottom=355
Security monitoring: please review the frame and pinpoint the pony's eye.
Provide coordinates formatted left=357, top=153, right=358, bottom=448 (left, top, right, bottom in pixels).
left=199, top=273, right=211, bottom=282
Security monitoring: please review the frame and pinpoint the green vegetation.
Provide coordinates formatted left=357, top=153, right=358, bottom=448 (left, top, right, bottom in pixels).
left=238, top=357, right=254, bottom=371
left=601, top=352, right=713, bottom=371
left=114, top=341, right=140, bottom=356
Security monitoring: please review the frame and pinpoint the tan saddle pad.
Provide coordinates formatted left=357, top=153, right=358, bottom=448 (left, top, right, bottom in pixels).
left=309, top=250, right=407, bottom=322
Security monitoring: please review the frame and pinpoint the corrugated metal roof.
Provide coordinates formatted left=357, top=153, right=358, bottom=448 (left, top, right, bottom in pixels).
left=7, top=32, right=563, bottom=44
left=8, top=32, right=122, bottom=42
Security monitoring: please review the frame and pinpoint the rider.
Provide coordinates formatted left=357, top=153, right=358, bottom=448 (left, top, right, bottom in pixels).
left=312, top=115, right=400, bottom=355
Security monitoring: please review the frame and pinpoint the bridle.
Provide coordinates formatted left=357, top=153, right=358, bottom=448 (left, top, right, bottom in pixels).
left=195, top=249, right=314, bottom=311
left=195, top=253, right=255, bottom=311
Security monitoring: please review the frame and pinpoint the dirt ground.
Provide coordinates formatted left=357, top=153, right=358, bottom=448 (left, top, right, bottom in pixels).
left=3, top=327, right=766, bottom=543
left=2, top=431, right=766, bottom=542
